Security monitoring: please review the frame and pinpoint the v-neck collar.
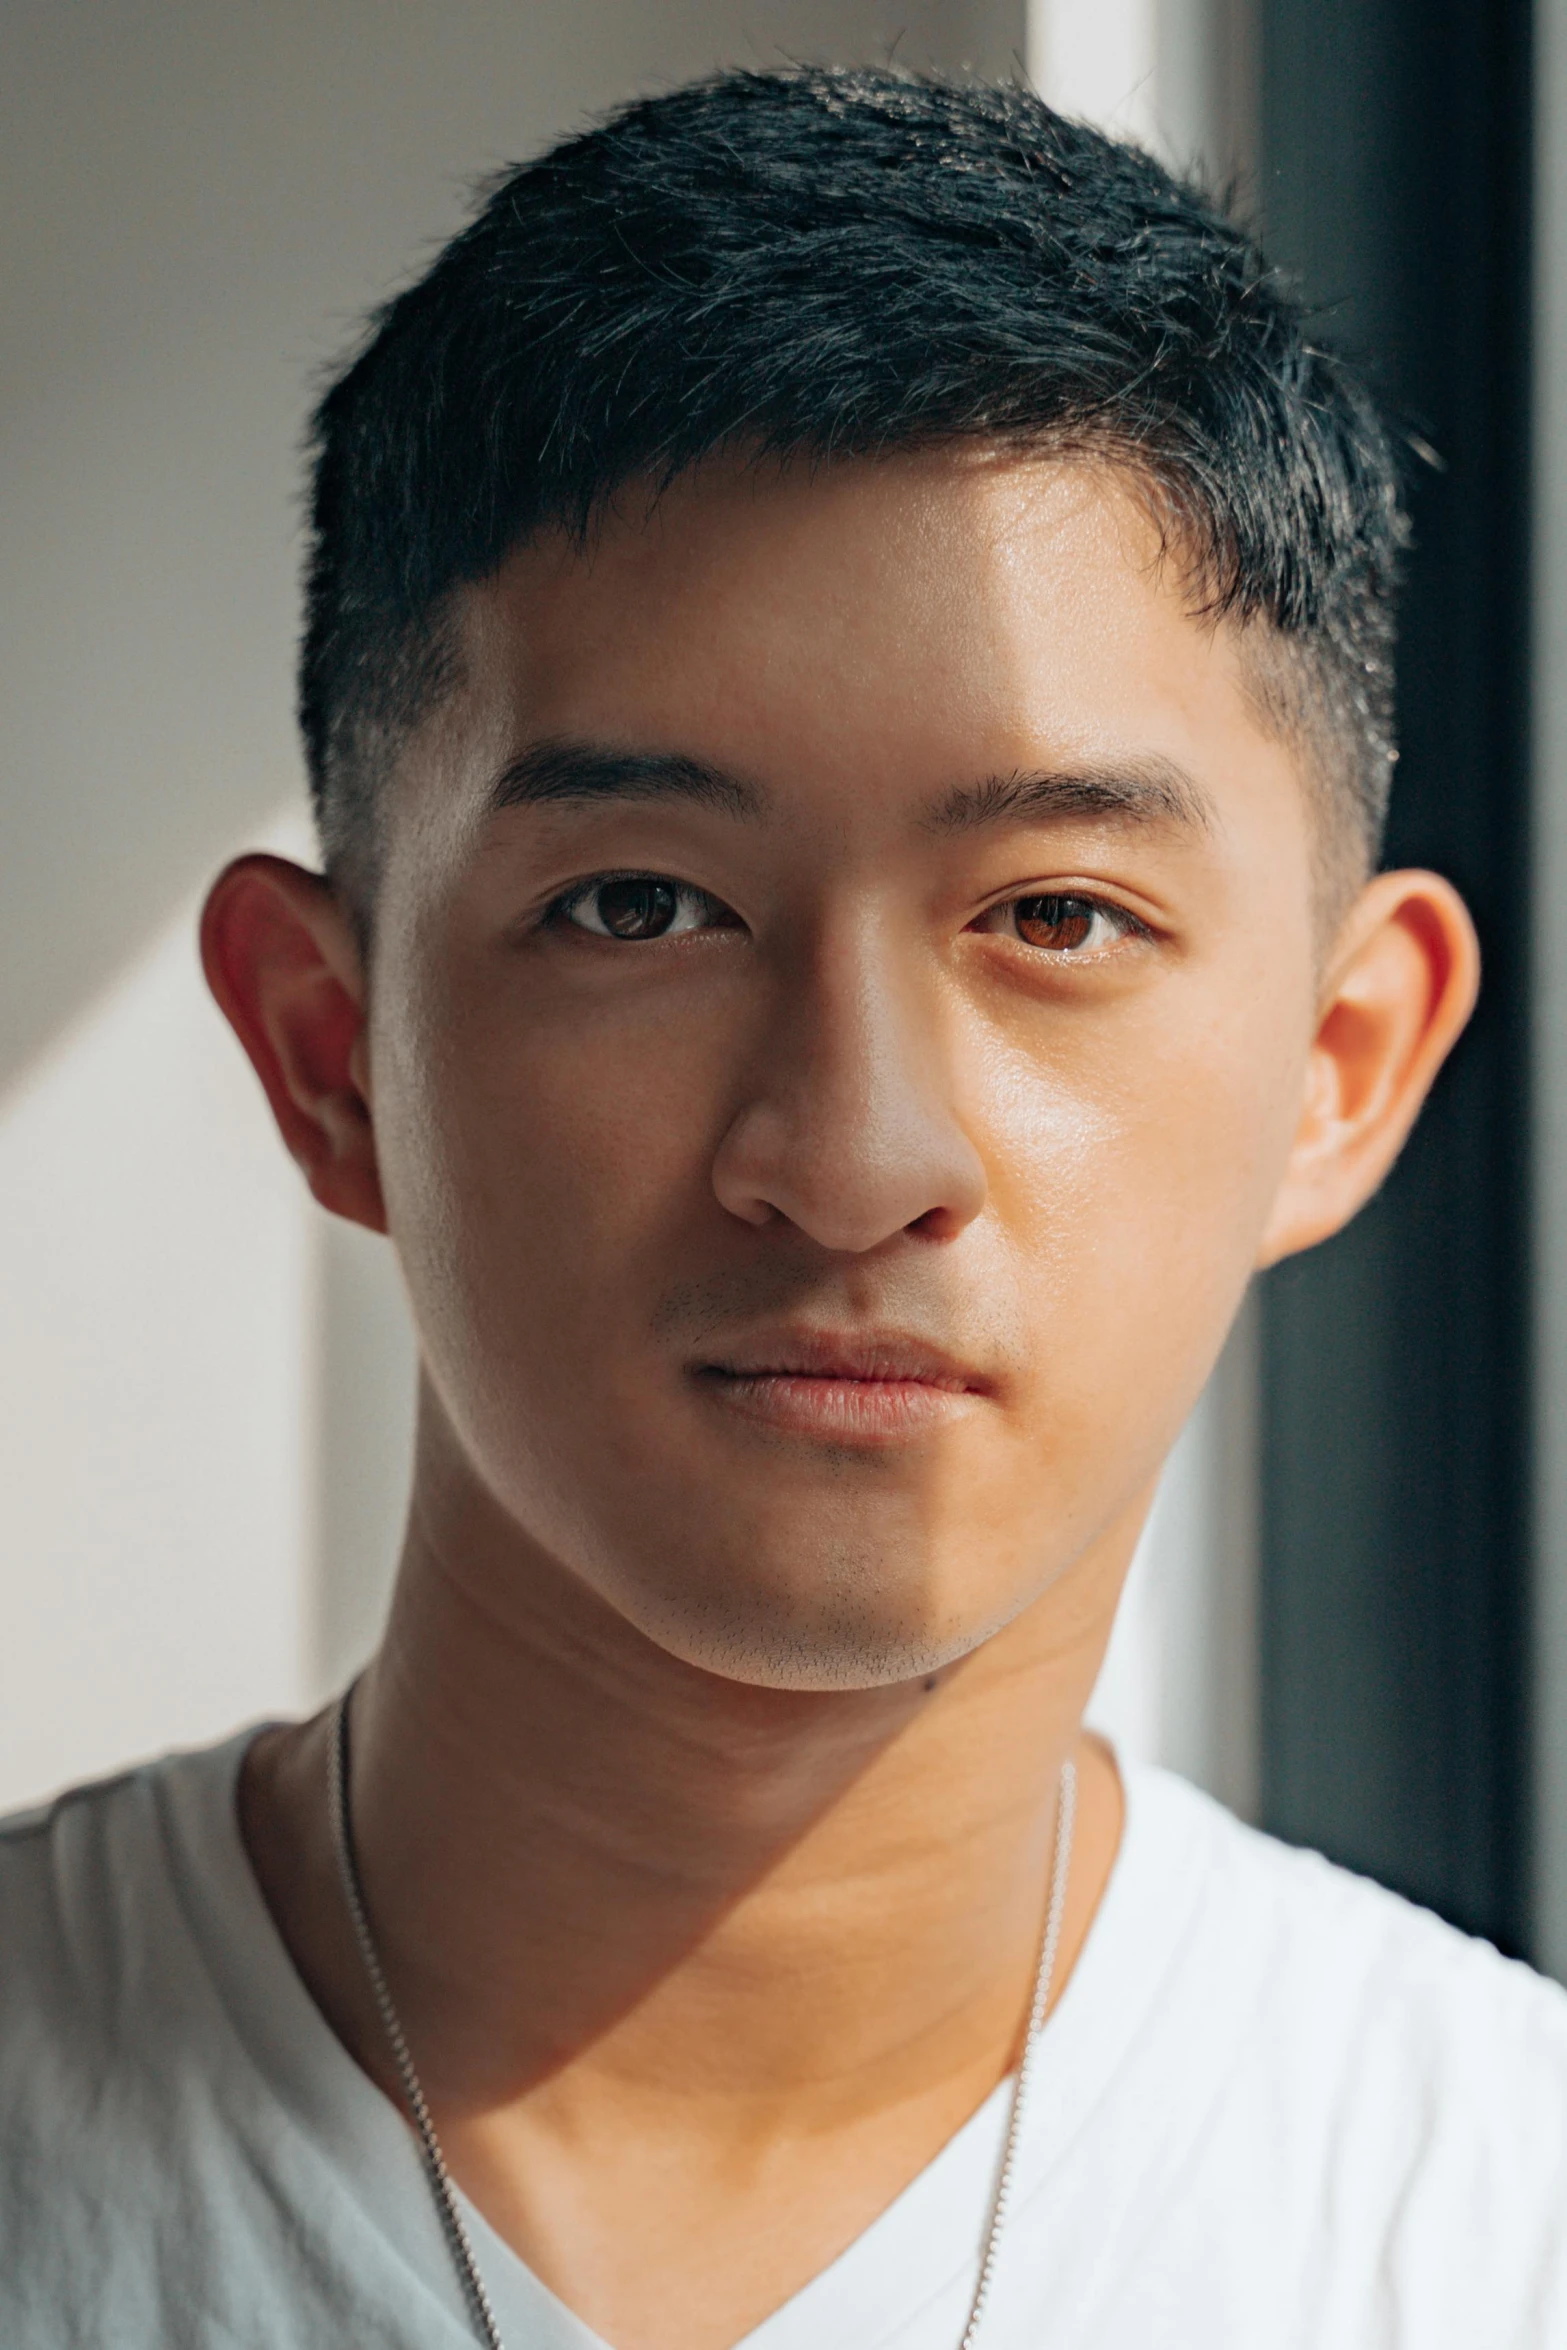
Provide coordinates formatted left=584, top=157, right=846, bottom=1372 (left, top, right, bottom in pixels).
left=153, top=1724, right=1199, bottom=2350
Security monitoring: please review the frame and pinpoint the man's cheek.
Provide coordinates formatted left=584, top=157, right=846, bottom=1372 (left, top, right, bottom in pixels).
left=967, top=1026, right=1118, bottom=1214
left=984, top=1051, right=1267, bottom=1359
left=468, top=1006, right=727, bottom=1198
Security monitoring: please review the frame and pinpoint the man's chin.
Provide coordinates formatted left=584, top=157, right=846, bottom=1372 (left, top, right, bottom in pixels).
left=596, top=1564, right=1020, bottom=1694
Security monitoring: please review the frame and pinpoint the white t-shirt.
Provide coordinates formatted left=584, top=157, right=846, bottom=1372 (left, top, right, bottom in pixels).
left=3, top=1731, right=1566, bottom=2349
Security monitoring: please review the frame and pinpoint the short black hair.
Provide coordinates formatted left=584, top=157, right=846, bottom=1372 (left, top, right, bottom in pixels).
left=300, top=64, right=1406, bottom=920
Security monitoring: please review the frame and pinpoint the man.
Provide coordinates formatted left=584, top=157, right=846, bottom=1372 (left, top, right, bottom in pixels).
left=3, top=64, right=1564, bottom=2350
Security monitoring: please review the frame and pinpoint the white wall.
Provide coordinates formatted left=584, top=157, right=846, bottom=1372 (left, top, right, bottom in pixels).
left=0, top=813, right=314, bottom=1806
left=1029, top=0, right=1255, bottom=173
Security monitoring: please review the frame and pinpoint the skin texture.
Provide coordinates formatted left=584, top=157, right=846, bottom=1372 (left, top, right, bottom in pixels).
left=207, top=449, right=1478, bottom=2350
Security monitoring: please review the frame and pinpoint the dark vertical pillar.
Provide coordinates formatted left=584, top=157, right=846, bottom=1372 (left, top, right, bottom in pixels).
left=1257, top=0, right=1534, bottom=1948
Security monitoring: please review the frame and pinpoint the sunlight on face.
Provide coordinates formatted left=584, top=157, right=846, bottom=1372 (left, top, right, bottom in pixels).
left=365, top=450, right=1319, bottom=1688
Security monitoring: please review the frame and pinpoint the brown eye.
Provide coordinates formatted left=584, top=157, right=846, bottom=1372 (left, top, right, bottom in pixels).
left=558, top=874, right=734, bottom=941
left=1011, top=894, right=1105, bottom=952
left=591, top=877, right=678, bottom=938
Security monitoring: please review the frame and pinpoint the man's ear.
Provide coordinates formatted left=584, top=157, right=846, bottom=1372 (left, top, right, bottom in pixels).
left=1258, top=868, right=1481, bottom=1267
left=200, top=854, right=387, bottom=1235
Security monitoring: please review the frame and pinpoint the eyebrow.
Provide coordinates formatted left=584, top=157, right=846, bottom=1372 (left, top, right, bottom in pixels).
left=485, top=737, right=763, bottom=820
left=925, top=759, right=1215, bottom=837
left=486, top=736, right=1213, bottom=838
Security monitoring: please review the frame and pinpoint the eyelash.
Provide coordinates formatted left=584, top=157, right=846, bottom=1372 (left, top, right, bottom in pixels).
left=971, top=892, right=1150, bottom=957
left=548, top=873, right=732, bottom=942
left=547, top=873, right=1147, bottom=957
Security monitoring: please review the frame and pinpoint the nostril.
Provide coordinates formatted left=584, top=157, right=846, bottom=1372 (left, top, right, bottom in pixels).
left=908, top=1202, right=963, bottom=1240
left=709, top=998, right=989, bottom=1247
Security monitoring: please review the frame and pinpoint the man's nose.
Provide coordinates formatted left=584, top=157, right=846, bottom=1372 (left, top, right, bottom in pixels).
left=709, top=926, right=988, bottom=1250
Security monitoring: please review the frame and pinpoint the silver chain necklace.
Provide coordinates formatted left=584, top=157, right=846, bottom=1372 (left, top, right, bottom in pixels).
left=329, top=1690, right=1076, bottom=2350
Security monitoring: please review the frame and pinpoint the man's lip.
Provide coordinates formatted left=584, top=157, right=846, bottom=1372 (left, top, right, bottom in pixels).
left=692, top=1328, right=993, bottom=1392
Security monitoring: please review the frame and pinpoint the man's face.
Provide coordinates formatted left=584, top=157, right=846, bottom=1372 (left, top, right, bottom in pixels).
left=366, top=450, right=1318, bottom=1687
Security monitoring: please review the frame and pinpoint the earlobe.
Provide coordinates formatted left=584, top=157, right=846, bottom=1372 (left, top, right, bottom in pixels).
left=1257, top=869, right=1480, bottom=1267
left=200, top=854, right=388, bottom=1235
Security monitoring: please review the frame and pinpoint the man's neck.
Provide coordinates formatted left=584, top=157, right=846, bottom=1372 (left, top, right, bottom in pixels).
left=240, top=1417, right=1137, bottom=2350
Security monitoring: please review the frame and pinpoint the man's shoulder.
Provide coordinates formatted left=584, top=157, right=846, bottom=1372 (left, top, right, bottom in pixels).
left=0, top=1730, right=461, bottom=2349
left=1124, top=1761, right=1567, bottom=2146
left=1, top=1759, right=159, bottom=2034
left=1016, top=1766, right=1567, bottom=2344
left=0, top=1732, right=259, bottom=2065
left=0, top=1725, right=265, bottom=1859
left=1135, top=1759, right=1567, bottom=2017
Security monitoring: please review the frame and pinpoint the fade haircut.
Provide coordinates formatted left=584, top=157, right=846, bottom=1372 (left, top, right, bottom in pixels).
left=300, top=65, right=1407, bottom=923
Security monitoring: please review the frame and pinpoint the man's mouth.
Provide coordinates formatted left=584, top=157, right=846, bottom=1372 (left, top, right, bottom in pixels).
left=690, top=1328, right=991, bottom=1443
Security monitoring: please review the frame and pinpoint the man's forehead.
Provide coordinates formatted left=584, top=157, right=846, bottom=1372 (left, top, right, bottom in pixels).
left=381, top=447, right=1311, bottom=936
left=456, top=444, right=1246, bottom=771
left=366, top=441, right=1323, bottom=932
left=473, top=443, right=1168, bottom=624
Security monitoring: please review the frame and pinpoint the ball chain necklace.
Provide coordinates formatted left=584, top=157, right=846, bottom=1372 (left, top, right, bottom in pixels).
left=329, top=1689, right=1077, bottom=2350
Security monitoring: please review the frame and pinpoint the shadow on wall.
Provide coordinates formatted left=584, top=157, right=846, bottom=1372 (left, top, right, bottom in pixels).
left=0, top=811, right=316, bottom=1808
left=0, top=797, right=421, bottom=1813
